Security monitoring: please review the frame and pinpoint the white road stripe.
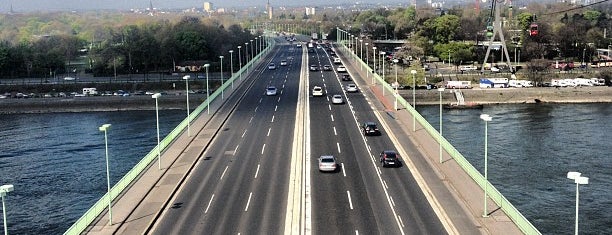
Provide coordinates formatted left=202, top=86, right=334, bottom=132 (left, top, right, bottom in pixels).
left=271, top=115, right=275, bottom=123
left=244, top=192, right=253, bottom=211
left=255, top=164, right=260, bottom=178
left=249, top=116, right=253, bottom=123
left=330, top=114, right=334, bottom=122
left=333, top=127, right=337, bottom=136
left=234, top=145, right=239, bottom=155
left=259, top=98, right=262, bottom=103
left=347, top=191, right=354, bottom=210
left=390, top=195, right=395, bottom=207
left=383, top=180, right=388, bottom=189
left=328, top=104, right=331, bottom=110
left=355, top=230, right=359, bottom=235
left=277, top=97, right=281, bottom=102
left=398, top=215, right=405, bottom=228
left=275, top=105, right=278, bottom=112
left=267, top=127, right=272, bottom=136
left=261, top=144, right=266, bottom=155
left=341, top=163, right=346, bottom=177
left=220, top=166, right=229, bottom=180
left=337, top=142, right=341, bottom=153
left=242, top=129, right=247, bottom=138
left=204, top=194, right=215, bottom=214
left=255, top=106, right=258, bottom=112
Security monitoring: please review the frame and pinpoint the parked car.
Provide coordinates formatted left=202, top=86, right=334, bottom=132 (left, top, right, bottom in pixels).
left=459, top=65, right=478, bottom=71
left=490, top=66, right=500, bottom=73
left=318, top=155, right=337, bottom=172
left=342, top=74, right=351, bottom=81
left=312, top=86, right=324, bottom=96
left=266, top=86, right=277, bottom=96
left=379, top=150, right=401, bottom=167
left=345, top=84, right=358, bottom=93
left=362, top=122, right=381, bottom=136
left=331, top=94, right=344, bottom=104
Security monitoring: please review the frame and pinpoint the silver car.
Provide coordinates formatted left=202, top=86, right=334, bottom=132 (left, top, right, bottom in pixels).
left=331, top=94, right=343, bottom=104
left=266, top=86, right=277, bottom=96
left=318, top=155, right=337, bottom=172
left=345, top=84, right=358, bottom=93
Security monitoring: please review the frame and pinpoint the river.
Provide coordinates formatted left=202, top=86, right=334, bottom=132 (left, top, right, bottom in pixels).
left=0, top=104, right=610, bottom=234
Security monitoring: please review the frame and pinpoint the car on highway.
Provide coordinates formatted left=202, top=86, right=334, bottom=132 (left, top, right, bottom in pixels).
left=331, top=94, right=344, bottom=104
left=297, top=44, right=302, bottom=48
left=323, top=65, right=332, bottom=71
left=266, top=86, right=277, bottom=96
left=63, top=77, right=76, bottom=81
left=345, top=84, right=358, bottom=93
left=310, top=64, right=318, bottom=71
left=268, top=63, right=276, bottom=70
left=342, top=74, right=351, bottom=81
left=362, top=122, right=381, bottom=136
left=318, top=155, right=337, bottom=172
left=280, top=60, right=288, bottom=66
left=379, top=150, right=401, bottom=167
left=337, top=65, right=347, bottom=72
left=312, top=86, right=324, bottom=96
left=333, top=57, right=342, bottom=64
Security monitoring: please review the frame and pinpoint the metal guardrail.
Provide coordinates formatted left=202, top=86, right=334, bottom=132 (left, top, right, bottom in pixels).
left=63, top=40, right=274, bottom=235
left=339, top=41, right=541, bottom=235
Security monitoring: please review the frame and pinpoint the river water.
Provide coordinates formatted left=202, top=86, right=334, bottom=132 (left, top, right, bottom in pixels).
left=0, top=104, right=610, bottom=234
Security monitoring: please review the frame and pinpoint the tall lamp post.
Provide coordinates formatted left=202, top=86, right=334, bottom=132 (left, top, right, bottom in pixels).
left=360, top=39, right=364, bottom=70
left=152, top=93, right=162, bottom=169
left=1, top=184, right=14, bottom=235
left=411, top=70, right=417, bottom=131
left=183, top=75, right=191, bottom=137
left=567, top=172, right=589, bottom=235
left=98, top=123, right=113, bottom=225
left=373, top=47, right=377, bottom=77
left=229, top=50, right=234, bottom=88
left=250, top=39, right=254, bottom=63
left=204, top=64, right=210, bottom=114
left=244, top=42, right=249, bottom=72
left=480, top=114, right=493, bottom=217
left=438, top=88, right=445, bottom=163
left=219, top=55, right=224, bottom=99
left=237, top=46, right=242, bottom=80
left=381, top=51, right=386, bottom=95
left=393, top=59, right=399, bottom=110
left=365, top=43, right=370, bottom=79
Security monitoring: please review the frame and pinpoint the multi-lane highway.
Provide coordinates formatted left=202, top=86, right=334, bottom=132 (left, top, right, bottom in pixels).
left=149, top=39, right=446, bottom=234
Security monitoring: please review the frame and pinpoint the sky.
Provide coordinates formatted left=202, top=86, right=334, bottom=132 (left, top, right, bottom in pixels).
left=0, top=0, right=362, bottom=12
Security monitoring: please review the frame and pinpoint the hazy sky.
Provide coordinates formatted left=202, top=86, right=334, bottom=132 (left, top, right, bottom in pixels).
left=1, top=0, right=360, bottom=12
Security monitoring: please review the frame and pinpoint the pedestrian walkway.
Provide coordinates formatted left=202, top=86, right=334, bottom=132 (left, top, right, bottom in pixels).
left=336, top=47, right=524, bottom=234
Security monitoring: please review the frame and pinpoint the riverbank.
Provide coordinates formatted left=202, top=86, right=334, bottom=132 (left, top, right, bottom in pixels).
left=0, top=86, right=610, bottom=114
left=401, top=86, right=612, bottom=105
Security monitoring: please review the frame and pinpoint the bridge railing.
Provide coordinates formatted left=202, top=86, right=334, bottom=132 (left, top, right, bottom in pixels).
left=63, top=39, right=274, bottom=235
left=337, top=41, right=541, bottom=235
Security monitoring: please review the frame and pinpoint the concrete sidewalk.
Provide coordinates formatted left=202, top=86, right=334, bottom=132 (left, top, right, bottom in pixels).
left=337, top=48, right=524, bottom=234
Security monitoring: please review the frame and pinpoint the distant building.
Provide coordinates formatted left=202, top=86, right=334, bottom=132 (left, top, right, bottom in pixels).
left=305, top=7, right=315, bottom=16
left=266, top=0, right=273, bottom=19
left=203, top=2, right=213, bottom=12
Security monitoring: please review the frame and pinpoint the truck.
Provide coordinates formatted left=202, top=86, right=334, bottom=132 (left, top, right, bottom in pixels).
left=445, top=81, right=472, bottom=89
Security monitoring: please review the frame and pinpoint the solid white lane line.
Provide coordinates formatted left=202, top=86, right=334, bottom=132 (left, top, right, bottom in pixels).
left=249, top=116, right=253, bottom=123
left=328, top=104, right=331, bottom=111
left=347, top=191, right=354, bottom=210
left=261, top=144, right=266, bottom=155
left=267, top=127, right=272, bottom=136
left=333, top=127, right=337, bottom=136
left=220, top=166, right=229, bottom=180
left=275, top=105, right=278, bottom=112
left=242, top=129, right=247, bottom=138
left=330, top=114, right=334, bottom=122
left=234, top=145, right=239, bottom=155
left=337, top=142, right=341, bottom=153
left=255, top=164, right=260, bottom=178
left=204, top=194, right=215, bottom=214
left=271, top=115, right=275, bottom=123
left=255, top=106, right=258, bottom=112
left=244, top=192, right=253, bottom=211
left=341, top=163, right=346, bottom=177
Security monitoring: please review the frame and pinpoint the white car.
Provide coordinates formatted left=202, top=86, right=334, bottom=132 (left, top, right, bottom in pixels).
left=337, top=65, right=347, bottom=72
left=63, top=77, right=76, bottom=81
left=460, top=65, right=478, bottom=71
left=333, top=57, right=342, bottom=64
left=318, top=155, right=337, bottom=172
left=280, top=60, right=288, bottom=66
left=345, top=84, right=358, bottom=93
left=268, top=63, right=276, bottom=70
left=266, top=86, right=277, bottom=96
left=312, top=86, right=324, bottom=96
left=490, top=66, right=500, bottom=73
left=331, top=94, right=344, bottom=104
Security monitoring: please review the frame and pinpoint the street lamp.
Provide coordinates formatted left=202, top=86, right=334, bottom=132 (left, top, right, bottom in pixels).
left=567, top=172, right=589, bottom=235
left=359, top=39, right=364, bottom=70
left=365, top=42, right=369, bottom=79
left=244, top=42, right=249, bottom=72
left=381, top=51, right=387, bottom=95
left=201, top=64, right=209, bottom=116
left=373, top=47, right=377, bottom=77
left=229, top=50, right=234, bottom=89
left=1, top=184, right=14, bottom=235
left=393, top=59, right=399, bottom=110
left=438, top=88, right=445, bottom=163
left=219, top=55, right=224, bottom=99
left=183, top=75, right=191, bottom=137
left=237, top=46, right=242, bottom=80
left=480, top=114, right=493, bottom=217
left=411, top=70, right=417, bottom=132
left=98, top=123, right=113, bottom=225
left=250, top=39, right=254, bottom=63
left=152, top=93, right=162, bottom=170
left=354, top=36, right=358, bottom=59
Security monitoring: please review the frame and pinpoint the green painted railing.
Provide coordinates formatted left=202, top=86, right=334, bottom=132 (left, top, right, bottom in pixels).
left=339, top=41, right=541, bottom=235
left=64, top=39, right=274, bottom=235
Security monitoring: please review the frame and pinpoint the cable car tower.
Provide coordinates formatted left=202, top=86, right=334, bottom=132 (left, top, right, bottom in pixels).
left=481, top=0, right=514, bottom=74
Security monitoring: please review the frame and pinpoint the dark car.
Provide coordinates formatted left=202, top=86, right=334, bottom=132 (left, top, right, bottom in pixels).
left=342, top=74, right=351, bottom=81
left=379, top=150, right=401, bottom=167
left=362, top=122, right=380, bottom=136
